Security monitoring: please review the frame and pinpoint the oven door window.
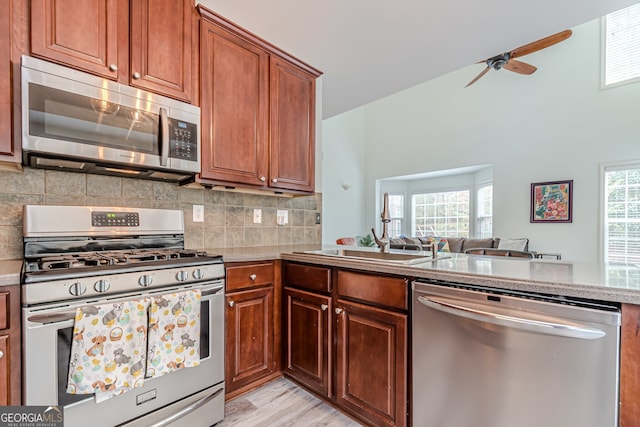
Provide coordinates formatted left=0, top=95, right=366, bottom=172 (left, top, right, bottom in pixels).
left=56, top=300, right=210, bottom=406
left=28, top=83, right=159, bottom=154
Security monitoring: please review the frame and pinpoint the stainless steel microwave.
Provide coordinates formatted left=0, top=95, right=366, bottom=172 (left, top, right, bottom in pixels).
left=20, top=56, right=200, bottom=182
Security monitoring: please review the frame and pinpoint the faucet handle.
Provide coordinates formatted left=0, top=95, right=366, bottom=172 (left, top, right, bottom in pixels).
left=371, top=227, right=381, bottom=246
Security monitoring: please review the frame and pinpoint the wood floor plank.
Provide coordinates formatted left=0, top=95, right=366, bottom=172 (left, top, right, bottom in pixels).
left=217, top=377, right=364, bottom=426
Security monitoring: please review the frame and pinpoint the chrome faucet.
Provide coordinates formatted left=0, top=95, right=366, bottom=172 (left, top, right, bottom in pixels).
left=371, top=193, right=391, bottom=253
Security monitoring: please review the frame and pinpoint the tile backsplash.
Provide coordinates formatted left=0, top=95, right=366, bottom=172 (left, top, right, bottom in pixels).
left=0, top=167, right=322, bottom=260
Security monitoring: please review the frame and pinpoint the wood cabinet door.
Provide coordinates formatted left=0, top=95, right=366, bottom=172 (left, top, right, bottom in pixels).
left=30, top=0, right=128, bottom=80
left=335, top=299, right=407, bottom=427
left=621, top=303, right=640, bottom=427
left=225, top=286, right=274, bottom=394
left=269, top=56, right=316, bottom=193
left=284, top=287, right=331, bottom=397
left=0, top=1, right=12, bottom=158
left=130, top=0, right=194, bottom=102
left=0, top=334, right=8, bottom=406
left=199, top=18, right=269, bottom=186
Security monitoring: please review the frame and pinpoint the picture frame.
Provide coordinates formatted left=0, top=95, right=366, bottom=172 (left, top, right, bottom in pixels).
left=530, top=180, right=573, bottom=223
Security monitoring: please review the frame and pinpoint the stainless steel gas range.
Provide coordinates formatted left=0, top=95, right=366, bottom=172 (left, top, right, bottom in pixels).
left=21, top=205, right=225, bottom=427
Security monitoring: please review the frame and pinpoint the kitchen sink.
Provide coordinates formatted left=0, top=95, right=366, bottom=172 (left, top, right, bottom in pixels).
left=296, top=248, right=449, bottom=265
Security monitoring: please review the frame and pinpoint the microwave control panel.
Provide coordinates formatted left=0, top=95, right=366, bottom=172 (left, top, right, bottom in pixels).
left=169, top=118, right=198, bottom=161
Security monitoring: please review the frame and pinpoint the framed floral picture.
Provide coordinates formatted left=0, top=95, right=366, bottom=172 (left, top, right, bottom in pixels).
left=530, top=180, right=573, bottom=223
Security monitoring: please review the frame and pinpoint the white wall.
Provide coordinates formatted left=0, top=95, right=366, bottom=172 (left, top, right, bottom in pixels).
left=323, top=17, right=640, bottom=261
left=321, top=107, right=367, bottom=243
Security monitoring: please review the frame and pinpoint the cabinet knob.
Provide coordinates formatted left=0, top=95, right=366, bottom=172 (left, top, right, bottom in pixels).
left=0, top=350, right=3, bottom=359
left=320, top=304, right=328, bottom=311
left=109, top=64, right=118, bottom=72
left=335, top=308, right=343, bottom=315
left=272, top=178, right=278, bottom=184
left=249, top=274, right=257, bottom=281
left=132, top=71, right=141, bottom=79
left=260, top=176, right=266, bottom=182
left=228, top=300, right=235, bottom=307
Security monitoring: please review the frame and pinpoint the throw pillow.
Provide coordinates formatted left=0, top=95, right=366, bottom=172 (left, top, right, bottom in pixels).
left=497, top=238, right=529, bottom=251
left=426, top=237, right=451, bottom=252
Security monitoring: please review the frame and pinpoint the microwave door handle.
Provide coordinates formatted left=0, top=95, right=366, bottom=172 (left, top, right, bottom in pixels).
left=159, top=107, right=169, bottom=166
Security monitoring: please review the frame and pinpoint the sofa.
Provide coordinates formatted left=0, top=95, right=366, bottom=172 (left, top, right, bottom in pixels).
left=389, top=236, right=529, bottom=253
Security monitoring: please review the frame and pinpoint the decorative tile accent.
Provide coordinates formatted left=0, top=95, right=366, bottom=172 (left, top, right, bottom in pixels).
left=0, top=168, right=322, bottom=259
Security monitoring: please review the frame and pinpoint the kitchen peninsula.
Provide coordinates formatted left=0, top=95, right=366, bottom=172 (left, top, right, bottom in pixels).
left=215, top=245, right=640, bottom=427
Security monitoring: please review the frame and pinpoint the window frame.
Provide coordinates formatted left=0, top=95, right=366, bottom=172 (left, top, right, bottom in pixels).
left=602, top=3, right=640, bottom=89
left=601, top=160, right=640, bottom=263
left=410, top=186, right=471, bottom=238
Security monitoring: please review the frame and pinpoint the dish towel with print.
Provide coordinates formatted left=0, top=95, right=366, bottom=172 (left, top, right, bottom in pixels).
left=66, top=299, right=150, bottom=402
left=146, top=289, right=201, bottom=379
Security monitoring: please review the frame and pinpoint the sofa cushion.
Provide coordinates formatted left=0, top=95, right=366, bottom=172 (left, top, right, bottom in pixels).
left=403, top=237, right=422, bottom=246
left=462, top=238, right=495, bottom=252
left=497, top=238, right=529, bottom=251
left=446, top=237, right=465, bottom=253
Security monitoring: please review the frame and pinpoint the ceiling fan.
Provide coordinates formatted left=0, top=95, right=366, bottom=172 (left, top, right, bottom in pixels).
left=465, top=29, right=572, bottom=87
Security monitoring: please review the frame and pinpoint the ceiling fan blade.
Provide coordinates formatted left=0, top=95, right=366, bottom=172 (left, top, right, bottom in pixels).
left=510, top=29, right=572, bottom=59
left=503, top=59, right=537, bottom=75
left=465, top=66, right=491, bottom=87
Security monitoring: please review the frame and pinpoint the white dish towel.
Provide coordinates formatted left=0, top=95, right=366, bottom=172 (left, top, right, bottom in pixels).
left=146, top=289, right=201, bottom=379
left=67, top=298, right=150, bottom=402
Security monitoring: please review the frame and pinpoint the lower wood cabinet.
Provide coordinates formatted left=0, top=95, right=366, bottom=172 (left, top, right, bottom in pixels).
left=621, top=303, right=640, bottom=427
left=283, top=263, right=409, bottom=427
left=284, top=287, right=331, bottom=397
left=225, top=261, right=280, bottom=399
left=335, top=299, right=407, bottom=427
left=0, top=285, right=21, bottom=405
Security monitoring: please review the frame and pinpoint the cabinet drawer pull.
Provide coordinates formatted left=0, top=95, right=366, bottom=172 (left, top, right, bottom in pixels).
left=132, top=71, right=141, bottom=79
left=335, top=308, right=343, bottom=315
left=272, top=178, right=278, bottom=184
left=249, top=274, right=257, bottom=281
left=320, top=304, right=328, bottom=311
left=228, top=300, right=235, bottom=307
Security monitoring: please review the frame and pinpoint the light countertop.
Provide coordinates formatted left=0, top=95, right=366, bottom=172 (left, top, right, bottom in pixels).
left=210, top=245, right=640, bottom=305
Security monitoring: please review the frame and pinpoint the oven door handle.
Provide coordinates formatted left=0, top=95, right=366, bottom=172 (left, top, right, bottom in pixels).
left=149, top=386, right=223, bottom=427
left=27, top=311, right=77, bottom=325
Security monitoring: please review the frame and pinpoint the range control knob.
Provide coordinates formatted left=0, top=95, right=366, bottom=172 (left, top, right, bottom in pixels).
left=193, top=268, right=205, bottom=280
left=69, top=282, right=87, bottom=296
left=176, top=271, right=189, bottom=282
left=94, top=279, right=111, bottom=293
left=139, top=275, right=153, bottom=287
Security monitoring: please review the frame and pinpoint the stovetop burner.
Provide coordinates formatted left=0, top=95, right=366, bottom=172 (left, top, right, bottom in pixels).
left=33, top=249, right=211, bottom=272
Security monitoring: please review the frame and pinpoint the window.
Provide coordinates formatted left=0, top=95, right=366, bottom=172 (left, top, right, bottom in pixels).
left=477, top=185, right=493, bottom=238
left=412, top=190, right=469, bottom=237
left=387, top=194, right=404, bottom=237
left=604, top=3, right=640, bottom=87
left=604, top=164, right=640, bottom=263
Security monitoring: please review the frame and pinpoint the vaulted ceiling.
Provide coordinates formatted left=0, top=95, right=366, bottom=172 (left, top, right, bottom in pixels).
left=199, top=0, right=639, bottom=118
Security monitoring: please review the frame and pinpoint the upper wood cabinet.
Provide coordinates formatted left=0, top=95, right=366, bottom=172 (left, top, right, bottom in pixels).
left=0, top=0, right=20, bottom=163
left=198, top=7, right=321, bottom=194
left=30, top=0, right=195, bottom=103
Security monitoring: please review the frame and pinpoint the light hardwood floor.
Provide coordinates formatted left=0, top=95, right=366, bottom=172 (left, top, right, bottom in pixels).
left=217, top=377, right=365, bottom=426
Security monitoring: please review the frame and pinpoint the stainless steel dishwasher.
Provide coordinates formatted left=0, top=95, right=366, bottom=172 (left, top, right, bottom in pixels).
left=412, top=280, right=621, bottom=427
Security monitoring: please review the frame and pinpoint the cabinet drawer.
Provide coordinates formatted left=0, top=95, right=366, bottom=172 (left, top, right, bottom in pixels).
left=337, top=270, right=408, bottom=310
left=284, top=263, right=331, bottom=293
left=0, top=292, right=7, bottom=330
left=226, top=263, right=275, bottom=291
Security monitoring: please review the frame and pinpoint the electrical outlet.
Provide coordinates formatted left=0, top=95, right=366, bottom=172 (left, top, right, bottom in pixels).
left=315, top=213, right=321, bottom=224
left=253, top=208, right=262, bottom=224
left=277, top=209, right=289, bottom=226
left=193, top=205, right=204, bottom=223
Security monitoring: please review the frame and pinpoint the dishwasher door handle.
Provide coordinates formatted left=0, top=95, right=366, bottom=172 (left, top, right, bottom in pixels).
left=417, top=295, right=606, bottom=340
